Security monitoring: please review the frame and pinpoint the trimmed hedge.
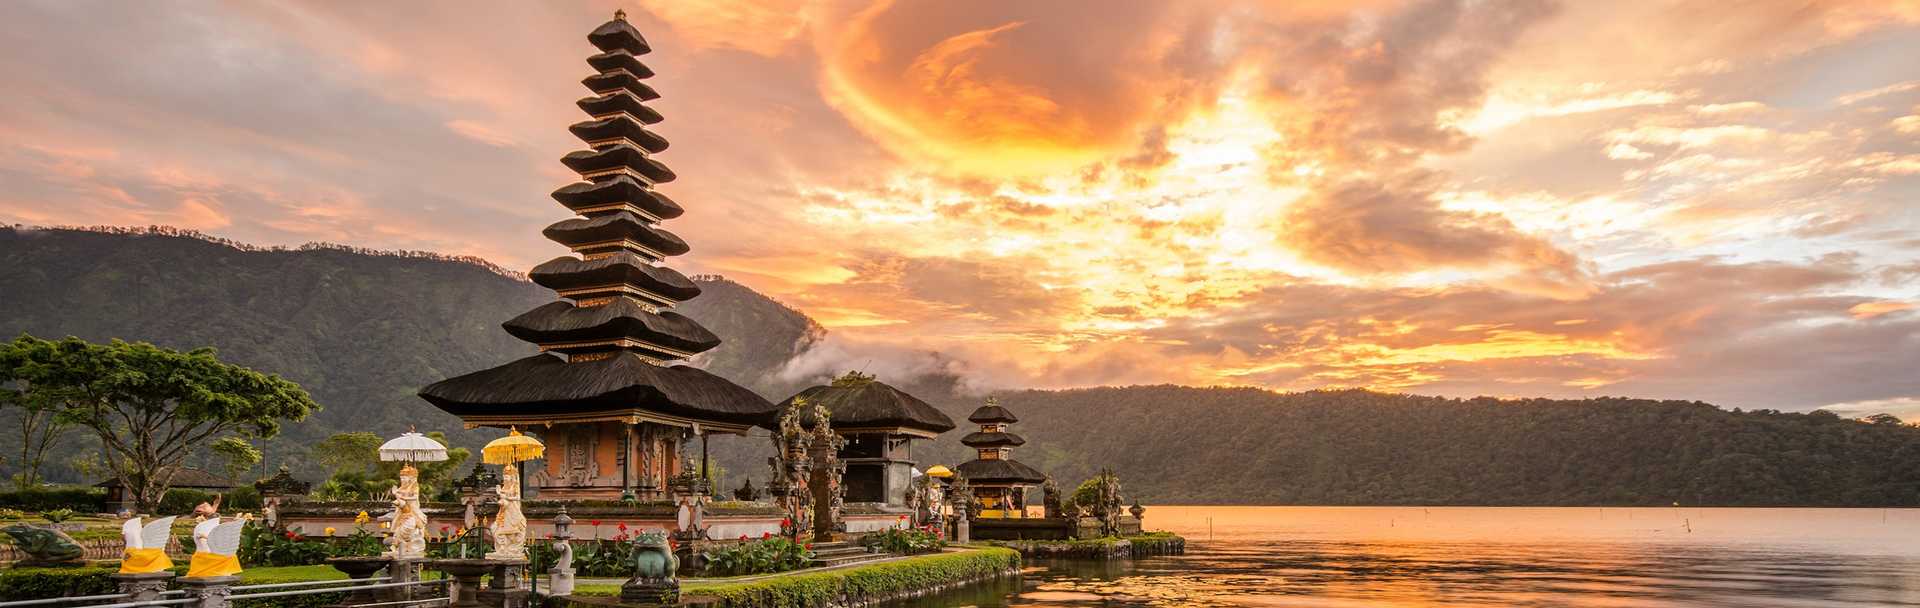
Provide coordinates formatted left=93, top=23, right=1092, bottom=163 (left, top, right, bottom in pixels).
left=0, top=564, right=373, bottom=607
left=0, top=567, right=120, bottom=601
left=572, top=547, right=1020, bottom=608
left=0, top=487, right=104, bottom=512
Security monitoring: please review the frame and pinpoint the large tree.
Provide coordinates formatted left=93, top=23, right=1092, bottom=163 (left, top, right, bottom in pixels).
left=2, top=335, right=318, bottom=512
left=0, top=344, right=72, bottom=489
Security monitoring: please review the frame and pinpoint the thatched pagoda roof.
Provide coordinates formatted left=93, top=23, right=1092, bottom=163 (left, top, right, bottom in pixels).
left=768, top=379, right=956, bottom=435
left=569, top=116, right=669, bottom=152
left=562, top=144, right=675, bottom=183
left=528, top=253, right=700, bottom=301
left=419, top=353, right=774, bottom=427
left=577, top=92, right=663, bottom=125
left=542, top=212, right=689, bottom=256
left=589, top=14, right=651, bottom=55
left=960, top=430, right=1025, bottom=447
left=581, top=70, right=660, bottom=101
left=955, top=459, right=1047, bottom=485
left=967, top=404, right=1019, bottom=424
left=587, top=50, right=654, bottom=78
left=551, top=175, right=682, bottom=219
left=503, top=301, right=720, bottom=355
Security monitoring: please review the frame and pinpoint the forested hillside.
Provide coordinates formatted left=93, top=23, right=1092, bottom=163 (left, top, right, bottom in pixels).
left=970, top=386, right=1920, bottom=506
left=0, top=226, right=820, bottom=480
left=5, top=226, right=1918, bottom=506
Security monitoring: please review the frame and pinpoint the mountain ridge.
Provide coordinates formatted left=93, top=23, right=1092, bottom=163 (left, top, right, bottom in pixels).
left=5, top=225, right=1918, bottom=507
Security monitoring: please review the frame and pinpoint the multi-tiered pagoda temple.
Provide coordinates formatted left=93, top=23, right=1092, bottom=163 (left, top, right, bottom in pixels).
left=956, top=397, right=1047, bottom=517
left=420, top=11, right=777, bottom=501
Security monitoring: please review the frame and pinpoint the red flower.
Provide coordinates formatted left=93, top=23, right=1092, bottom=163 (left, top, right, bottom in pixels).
left=590, top=520, right=602, bottom=527
left=804, top=543, right=812, bottom=550
left=617, top=523, right=628, bottom=531
left=780, top=518, right=792, bottom=527
left=762, top=532, right=772, bottom=540
left=739, top=534, right=748, bottom=541
left=285, top=531, right=297, bottom=540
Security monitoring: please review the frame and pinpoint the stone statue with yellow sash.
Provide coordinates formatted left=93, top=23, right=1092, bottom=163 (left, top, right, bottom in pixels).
left=117, top=515, right=178, bottom=574
left=187, top=499, right=247, bottom=578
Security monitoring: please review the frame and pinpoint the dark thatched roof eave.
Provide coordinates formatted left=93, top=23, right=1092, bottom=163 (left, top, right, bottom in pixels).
left=503, top=301, right=720, bottom=354
left=418, top=353, right=776, bottom=426
left=551, top=176, right=682, bottom=219
left=967, top=404, right=1018, bottom=423
left=562, top=144, right=675, bottom=184
left=587, top=50, right=654, bottom=78
left=528, top=253, right=699, bottom=301
left=543, top=212, right=690, bottom=256
left=764, top=381, right=956, bottom=434
left=960, top=431, right=1026, bottom=447
left=955, top=459, right=1047, bottom=484
left=569, top=116, right=668, bottom=153
left=577, top=93, right=664, bottom=125
left=581, top=71, right=660, bottom=101
left=589, top=18, right=651, bottom=55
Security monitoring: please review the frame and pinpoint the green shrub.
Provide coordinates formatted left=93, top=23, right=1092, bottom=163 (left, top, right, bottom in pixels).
left=702, top=537, right=811, bottom=576
left=0, top=487, right=103, bottom=512
left=225, top=486, right=262, bottom=510
left=37, top=508, right=75, bottom=523
left=858, top=527, right=944, bottom=555
left=239, top=525, right=333, bottom=567
left=158, top=488, right=215, bottom=515
left=653, top=547, right=1020, bottom=608
left=0, top=567, right=118, bottom=601
left=0, top=508, right=26, bottom=519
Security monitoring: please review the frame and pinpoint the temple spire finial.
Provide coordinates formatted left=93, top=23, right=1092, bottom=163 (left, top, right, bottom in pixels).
left=614, top=9, right=626, bottom=21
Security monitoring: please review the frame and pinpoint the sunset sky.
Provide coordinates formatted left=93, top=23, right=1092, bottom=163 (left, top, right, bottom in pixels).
left=2, top=1, right=1917, bottom=415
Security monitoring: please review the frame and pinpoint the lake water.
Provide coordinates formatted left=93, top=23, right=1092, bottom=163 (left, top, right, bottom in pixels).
left=893, top=506, right=1920, bottom=607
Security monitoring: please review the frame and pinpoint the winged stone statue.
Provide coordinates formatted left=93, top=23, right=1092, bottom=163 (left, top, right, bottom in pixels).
left=118, top=516, right=177, bottom=573
left=187, top=518, right=246, bottom=578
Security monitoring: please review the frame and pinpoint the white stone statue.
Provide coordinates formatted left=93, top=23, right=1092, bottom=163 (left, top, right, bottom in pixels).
left=386, top=465, right=429, bottom=559
left=486, top=463, right=528, bottom=560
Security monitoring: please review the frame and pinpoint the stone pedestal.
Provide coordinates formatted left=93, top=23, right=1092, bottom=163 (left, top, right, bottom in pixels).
left=476, top=559, right=530, bottom=608
left=619, top=579, right=679, bottom=605
left=546, top=567, right=575, bottom=597
left=179, top=575, right=240, bottom=608
left=325, top=556, right=388, bottom=607
left=429, top=559, right=497, bottom=608
left=110, top=571, right=174, bottom=603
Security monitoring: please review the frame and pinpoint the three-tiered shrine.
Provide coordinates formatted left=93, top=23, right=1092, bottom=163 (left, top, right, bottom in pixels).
left=420, top=11, right=778, bottom=501
left=955, top=397, right=1047, bottom=516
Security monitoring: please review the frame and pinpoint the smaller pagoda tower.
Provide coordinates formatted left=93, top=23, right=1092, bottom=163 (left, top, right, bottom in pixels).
left=955, top=397, right=1046, bottom=518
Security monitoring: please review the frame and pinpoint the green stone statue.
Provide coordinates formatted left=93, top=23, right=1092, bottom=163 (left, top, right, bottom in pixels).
left=3, top=524, right=86, bottom=567
left=620, top=531, right=680, bottom=604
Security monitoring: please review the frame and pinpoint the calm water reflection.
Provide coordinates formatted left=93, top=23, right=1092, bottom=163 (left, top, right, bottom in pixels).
left=891, top=506, right=1920, bottom=607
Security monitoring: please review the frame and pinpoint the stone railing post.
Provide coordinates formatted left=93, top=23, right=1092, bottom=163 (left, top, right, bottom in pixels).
left=110, top=572, right=175, bottom=603
left=180, top=576, right=239, bottom=608
left=384, top=557, right=423, bottom=604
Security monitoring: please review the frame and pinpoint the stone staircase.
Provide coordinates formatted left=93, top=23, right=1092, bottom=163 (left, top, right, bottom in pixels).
left=807, top=540, right=890, bottom=568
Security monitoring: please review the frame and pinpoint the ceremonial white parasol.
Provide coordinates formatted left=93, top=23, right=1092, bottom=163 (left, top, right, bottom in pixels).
left=379, top=430, right=450, bottom=463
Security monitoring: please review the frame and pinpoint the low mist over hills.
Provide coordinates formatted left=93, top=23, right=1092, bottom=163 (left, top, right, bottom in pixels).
left=4, top=226, right=1917, bottom=506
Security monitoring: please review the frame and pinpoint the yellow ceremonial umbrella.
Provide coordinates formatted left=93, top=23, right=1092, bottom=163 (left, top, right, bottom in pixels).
left=925, top=465, right=954, bottom=479
left=483, top=427, right=545, bottom=464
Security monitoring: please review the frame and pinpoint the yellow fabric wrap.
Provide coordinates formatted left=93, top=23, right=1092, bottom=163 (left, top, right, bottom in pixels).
left=186, top=552, right=242, bottom=578
left=119, top=547, right=173, bottom=573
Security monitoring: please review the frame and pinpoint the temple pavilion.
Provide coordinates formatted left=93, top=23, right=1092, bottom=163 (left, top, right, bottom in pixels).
left=770, top=372, right=955, bottom=507
left=956, top=397, right=1047, bottom=517
left=419, top=11, right=778, bottom=501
